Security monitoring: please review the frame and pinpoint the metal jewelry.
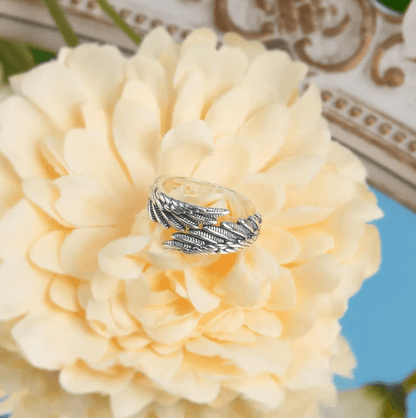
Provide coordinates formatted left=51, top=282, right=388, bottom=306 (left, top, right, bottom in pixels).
left=147, top=176, right=262, bottom=255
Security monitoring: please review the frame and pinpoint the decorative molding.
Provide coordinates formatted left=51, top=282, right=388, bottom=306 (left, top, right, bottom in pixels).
left=321, top=89, right=416, bottom=173
left=0, top=0, right=415, bottom=212
left=371, top=32, right=405, bottom=87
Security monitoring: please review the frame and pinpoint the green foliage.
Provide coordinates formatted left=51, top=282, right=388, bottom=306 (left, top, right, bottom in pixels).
left=367, top=383, right=407, bottom=418
left=95, top=0, right=142, bottom=44
left=30, top=46, right=57, bottom=65
left=375, top=0, right=412, bottom=13
left=41, top=0, right=79, bottom=46
left=0, top=40, right=56, bottom=83
left=0, top=40, right=35, bottom=83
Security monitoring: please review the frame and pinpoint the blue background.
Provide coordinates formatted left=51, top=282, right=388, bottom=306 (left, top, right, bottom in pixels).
left=335, top=187, right=416, bottom=417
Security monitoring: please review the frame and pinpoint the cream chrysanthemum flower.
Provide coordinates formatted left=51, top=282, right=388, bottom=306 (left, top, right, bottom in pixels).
left=0, top=27, right=382, bottom=418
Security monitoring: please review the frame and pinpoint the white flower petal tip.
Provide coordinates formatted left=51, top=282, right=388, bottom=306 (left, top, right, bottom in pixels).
left=0, top=24, right=382, bottom=418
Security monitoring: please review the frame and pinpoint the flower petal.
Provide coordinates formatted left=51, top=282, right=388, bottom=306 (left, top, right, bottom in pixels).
left=264, top=154, right=326, bottom=189
left=290, top=83, right=323, bottom=133
left=292, top=227, right=335, bottom=261
left=138, top=26, right=179, bottom=62
left=202, top=309, right=245, bottom=334
left=157, top=369, right=220, bottom=404
left=266, top=267, right=297, bottom=311
left=63, top=128, right=130, bottom=190
left=327, top=140, right=367, bottom=183
left=116, top=333, right=150, bottom=351
left=204, top=86, right=249, bottom=140
left=213, top=253, right=262, bottom=308
left=244, top=309, right=282, bottom=337
left=157, top=120, right=214, bottom=177
left=110, top=379, right=156, bottom=418
left=86, top=298, right=130, bottom=337
left=29, top=230, right=67, bottom=274
left=54, top=176, right=124, bottom=227
left=224, top=374, right=285, bottom=410
left=120, top=78, right=159, bottom=117
left=128, top=305, right=179, bottom=327
left=112, top=100, right=159, bottom=190
left=22, top=178, right=71, bottom=227
left=208, top=326, right=255, bottom=343
left=80, top=103, right=110, bottom=142
left=330, top=335, right=356, bottom=378
left=180, top=27, right=218, bottom=56
left=285, top=171, right=357, bottom=209
left=223, top=32, right=266, bottom=62
left=192, top=134, right=250, bottom=188
left=59, top=43, right=125, bottom=108
left=0, top=96, right=54, bottom=178
left=0, top=259, right=50, bottom=320
left=49, top=275, right=79, bottom=312
left=272, top=206, right=335, bottom=229
left=355, top=224, right=382, bottom=279
left=126, top=276, right=151, bottom=308
left=238, top=102, right=289, bottom=173
left=59, top=362, right=134, bottom=395
left=109, top=295, right=135, bottom=329
left=278, top=84, right=330, bottom=160
left=257, top=225, right=300, bottom=265
left=118, top=348, right=183, bottom=381
left=241, top=50, right=307, bottom=114
left=142, top=314, right=200, bottom=344
left=0, top=153, right=22, bottom=217
left=173, top=45, right=248, bottom=110
left=292, top=254, right=343, bottom=295
left=20, top=60, right=83, bottom=132
left=0, top=316, right=20, bottom=351
left=91, top=271, right=122, bottom=301
left=186, top=336, right=293, bottom=376
left=171, top=71, right=205, bottom=128
left=12, top=304, right=108, bottom=370
left=236, top=173, right=285, bottom=218
left=184, top=269, right=220, bottom=314
left=40, top=134, right=69, bottom=176
left=60, top=226, right=120, bottom=281
left=98, top=236, right=150, bottom=280
left=126, top=54, right=169, bottom=117
left=0, top=199, right=51, bottom=259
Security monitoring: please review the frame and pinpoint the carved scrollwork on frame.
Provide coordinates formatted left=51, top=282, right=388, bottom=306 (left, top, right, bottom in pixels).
left=371, top=32, right=405, bottom=87
left=214, top=0, right=275, bottom=40
left=294, top=0, right=376, bottom=72
left=214, top=0, right=378, bottom=73
left=322, top=13, right=350, bottom=37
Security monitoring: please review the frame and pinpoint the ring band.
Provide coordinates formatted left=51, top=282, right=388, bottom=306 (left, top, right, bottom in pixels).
left=147, top=176, right=262, bottom=255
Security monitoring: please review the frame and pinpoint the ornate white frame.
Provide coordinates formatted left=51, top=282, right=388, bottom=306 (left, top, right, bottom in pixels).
left=1, top=0, right=415, bottom=212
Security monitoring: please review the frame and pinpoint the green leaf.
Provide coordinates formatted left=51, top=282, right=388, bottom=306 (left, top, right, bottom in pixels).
left=95, top=0, right=142, bottom=44
left=30, top=46, right=57, bottom=65
left=374, top=0, right=412, bottom=14
left=0, top=39, right=36, bottom=82
left=367, top=383, right=407, bottom=418
left=41, top=0, right=79, bottom=47
left=402, top=369, right=416, bottom=395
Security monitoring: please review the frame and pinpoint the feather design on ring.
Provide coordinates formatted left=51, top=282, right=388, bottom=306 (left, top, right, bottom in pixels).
left=147, top=187, right=262, bottom=255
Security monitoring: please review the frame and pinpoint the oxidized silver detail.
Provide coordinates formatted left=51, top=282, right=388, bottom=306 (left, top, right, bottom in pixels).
left=147, top=178, right=262, bottom=255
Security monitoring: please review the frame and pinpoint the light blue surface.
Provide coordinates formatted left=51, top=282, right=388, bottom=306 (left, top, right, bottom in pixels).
left=335, top=187, right=416, bottom=417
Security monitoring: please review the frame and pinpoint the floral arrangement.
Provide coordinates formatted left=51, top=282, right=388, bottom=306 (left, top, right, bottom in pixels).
left=1, top=2, right=412, bottom=415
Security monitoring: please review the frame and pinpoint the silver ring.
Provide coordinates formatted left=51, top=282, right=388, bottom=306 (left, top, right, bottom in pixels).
left=147, top=176, right=262, bottom=255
